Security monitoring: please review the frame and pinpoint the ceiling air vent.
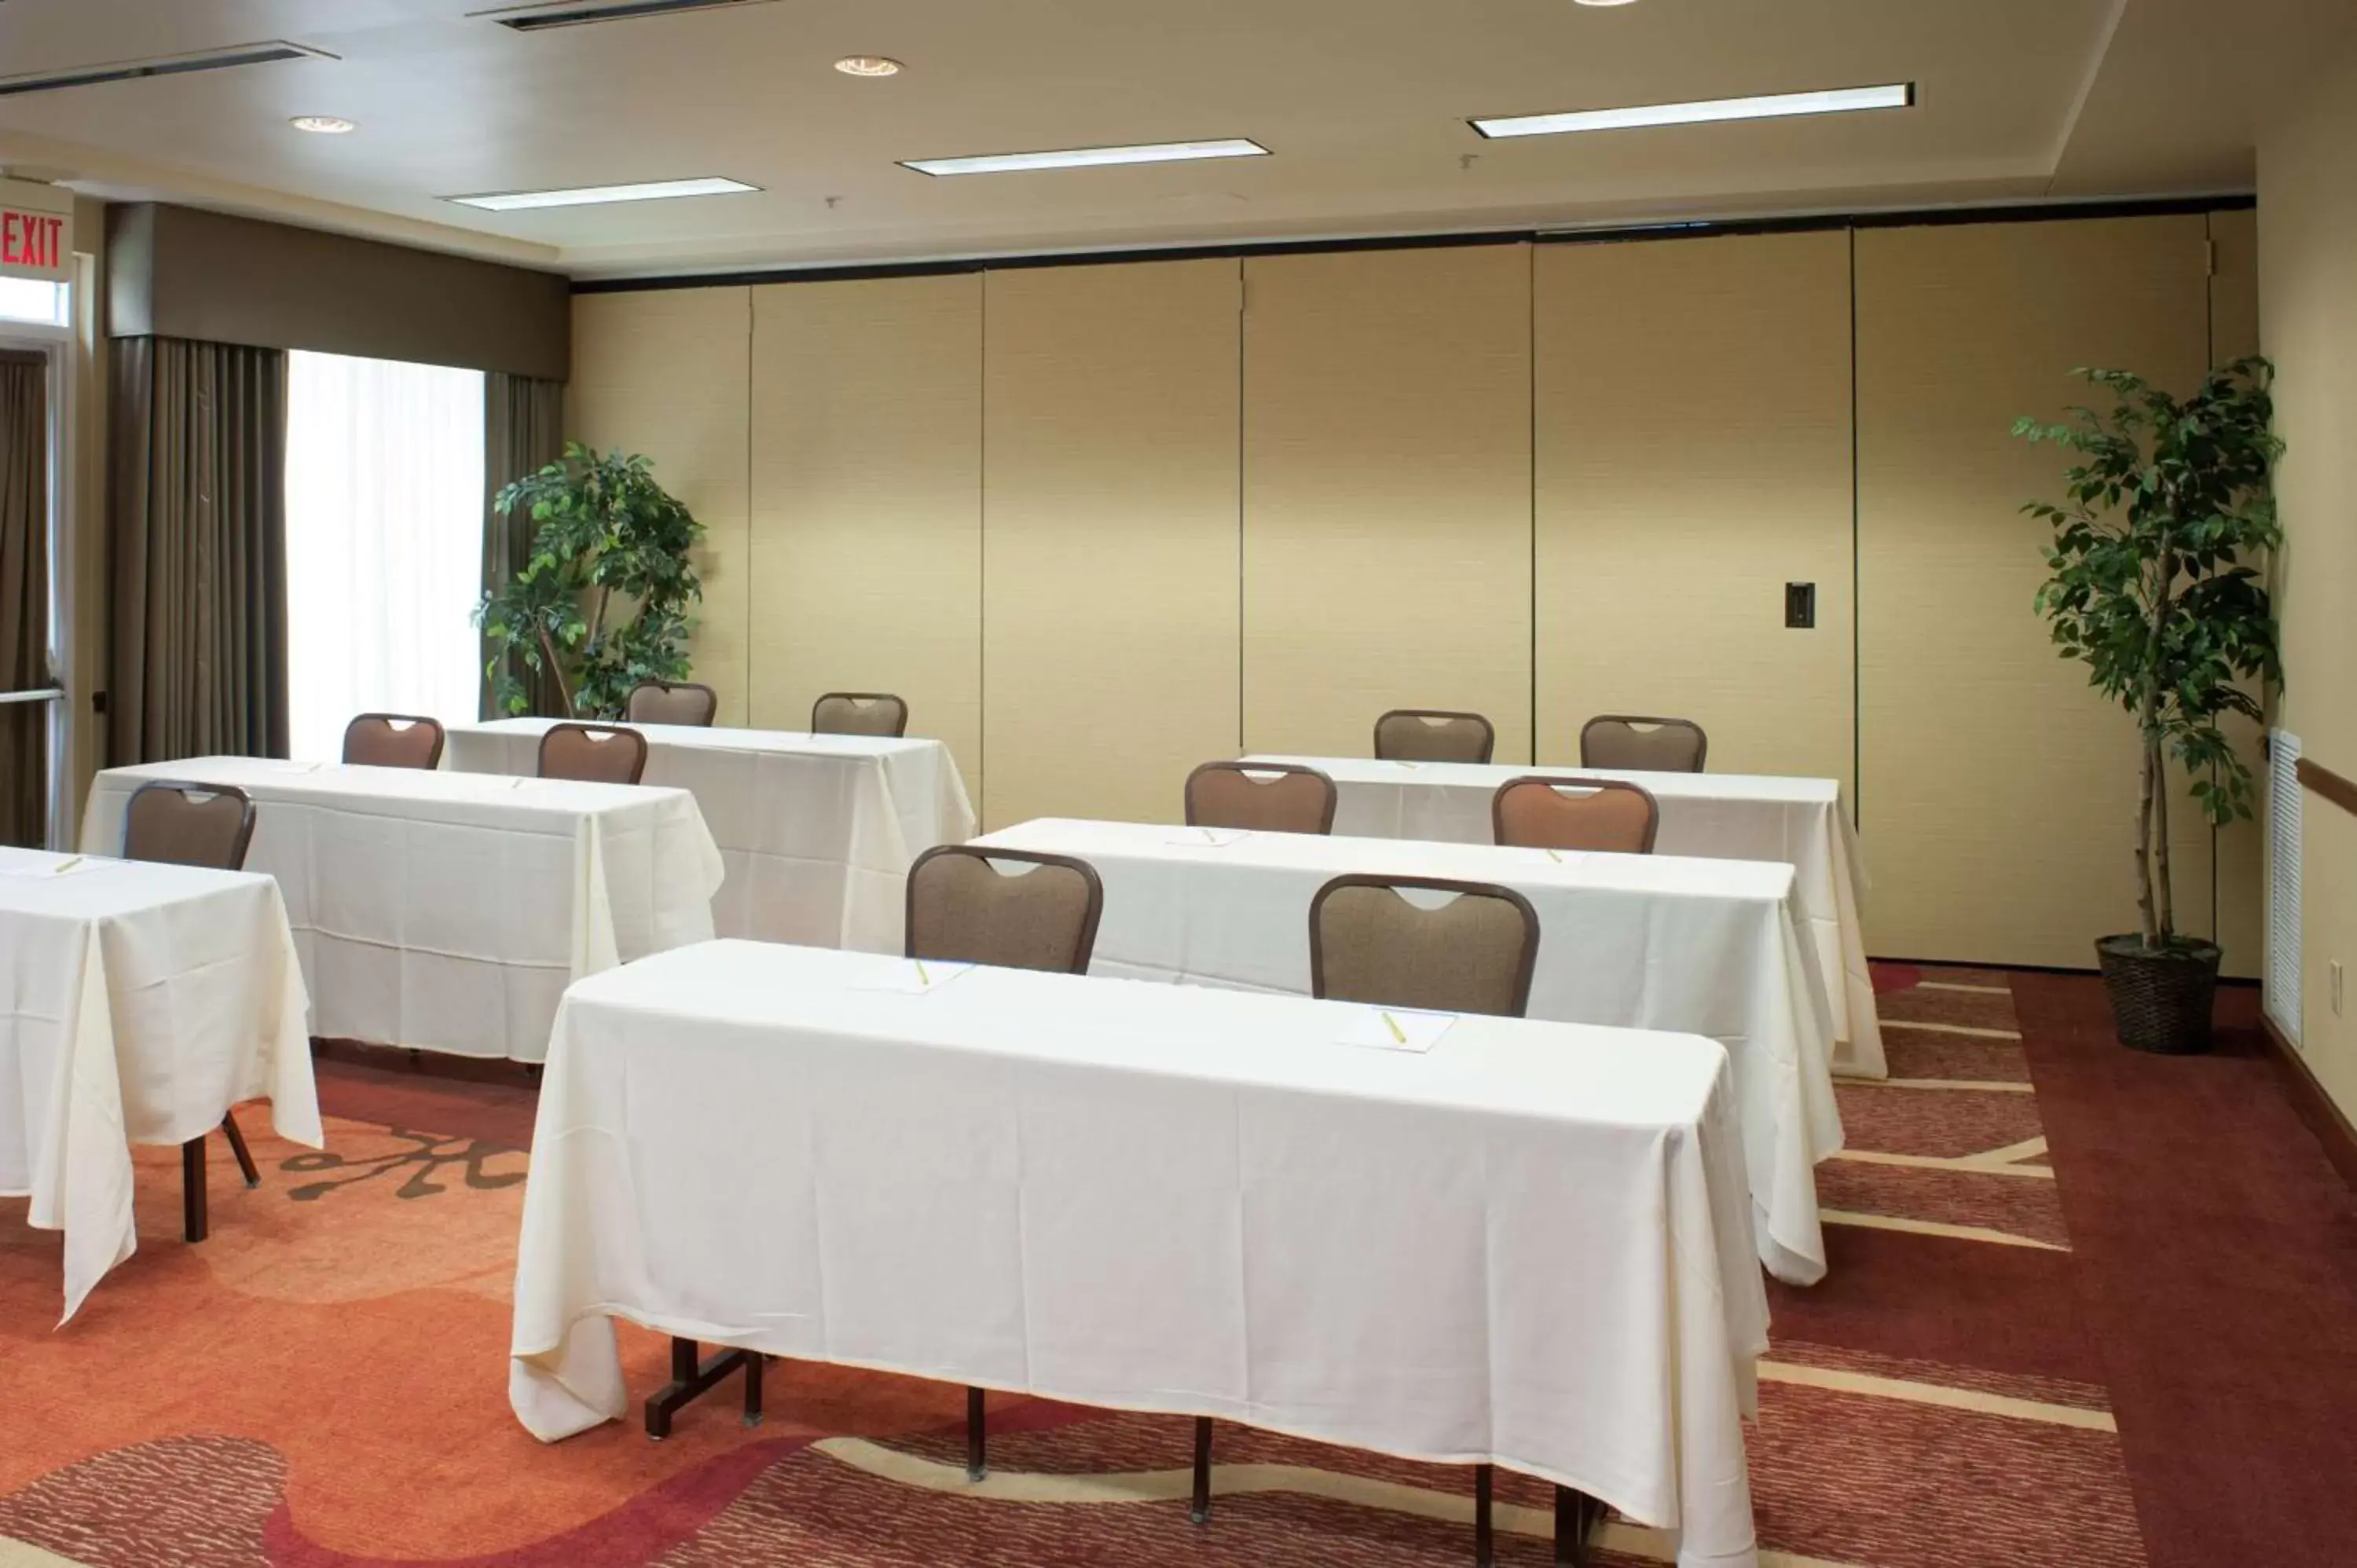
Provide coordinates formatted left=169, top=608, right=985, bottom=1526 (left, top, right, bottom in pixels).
left=0, top=41, right=332, bottom=99
left=475, top=0, right=783, bottom=31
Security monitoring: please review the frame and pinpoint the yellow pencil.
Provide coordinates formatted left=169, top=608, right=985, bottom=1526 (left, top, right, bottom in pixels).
left=1380, top=1010, right=1407, bottom=1045
left=50, top=855, right=82, bottom=875
left=914, top=958, right=932, bottom=986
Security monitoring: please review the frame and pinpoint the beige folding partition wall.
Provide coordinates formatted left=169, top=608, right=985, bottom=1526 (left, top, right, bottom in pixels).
left=569, top=288, right=752, bottom=723
left=1534, top=230, right=1855, bottom=792
left=1856, top=216, right=2216, bottom=967
left=2208, top=207, right=2264, bottom=979
left=981, top=259, right=1242, bottom=831
left=1241, top=244, right=1534, bottom=762
left=747, top=276, right=984, bottom=804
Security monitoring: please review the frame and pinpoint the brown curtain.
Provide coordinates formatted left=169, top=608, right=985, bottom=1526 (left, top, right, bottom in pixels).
left=0, top=351, right=48, bottom=846
left=109, top=337, right=290, bottom=764
left=482, top=372, right=566, bottom=718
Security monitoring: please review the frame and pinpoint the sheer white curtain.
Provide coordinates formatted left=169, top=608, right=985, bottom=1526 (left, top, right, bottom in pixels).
left=284, top=350, right=485, bottom=762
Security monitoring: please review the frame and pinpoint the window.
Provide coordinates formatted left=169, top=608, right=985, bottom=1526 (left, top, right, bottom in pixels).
left=284, top=350, right=485, bottom=762
left=0, top=278, right=69, bottom=328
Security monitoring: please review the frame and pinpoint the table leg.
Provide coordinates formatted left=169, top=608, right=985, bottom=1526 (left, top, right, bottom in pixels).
left=181, top=1137, right=207, bottom=1243
left=966, top=1387, right=987, bottom=1481
left=742, top=1352, right=764, bottom=1427
left=644, top=1337, right=760, bottom=1439
left=1554, top=1483, right=1604, bottom=1565
left=1190, top=1417, right=1213, bottom=1524
left=221, top=1112, right=261, bottom=1188
left=1474, top=1464, right=1494, bottom=1567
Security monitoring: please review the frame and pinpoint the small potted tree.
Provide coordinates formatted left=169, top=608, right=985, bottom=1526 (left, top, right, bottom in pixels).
left=477, top=443, right=706, bottom=720
left=2014, top=356, right=2282, bottom=1053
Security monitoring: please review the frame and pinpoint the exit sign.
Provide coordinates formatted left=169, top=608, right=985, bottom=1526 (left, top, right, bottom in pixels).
left=0, top=178, right=72, bottom=283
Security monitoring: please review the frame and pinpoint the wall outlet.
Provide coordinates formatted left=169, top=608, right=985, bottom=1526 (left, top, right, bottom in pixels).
left=2333, top=961, right=2345, bottom=1018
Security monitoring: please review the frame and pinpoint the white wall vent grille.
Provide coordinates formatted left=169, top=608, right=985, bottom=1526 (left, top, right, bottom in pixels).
left=2266, top=727, right=2303, bottom=1046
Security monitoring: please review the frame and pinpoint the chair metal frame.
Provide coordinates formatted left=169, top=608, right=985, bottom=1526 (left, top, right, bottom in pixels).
left=1183, top=760, right=1339, bottom=835
left=1306, top=872, right=1541, bottom=1017
left=811, top=691, right=910, bottom=738
left=625, top=680, right=720, bottom=727
left=342, top=713, right=448, bottom=770
left=1373, top=708, right=1497, bottom=764
left=903, top=844, right=1105, bottom=975
left=1490, top=775, right=1662, bottom=855
left=537, top=721, right=651, bottom=786
left=119, top=779, right=266, bottom=1241
left=1577, top=713, right=1709, bottom=773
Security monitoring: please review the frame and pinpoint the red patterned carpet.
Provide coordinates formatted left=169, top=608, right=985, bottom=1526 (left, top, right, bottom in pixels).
left=3, top=965, right=2352, bottom=1567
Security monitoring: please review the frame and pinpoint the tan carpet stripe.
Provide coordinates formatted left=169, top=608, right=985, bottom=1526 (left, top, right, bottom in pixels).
left=1819, top=1208, right=2069, bottom=1251
left=812, top=1439, right=1874, bottom=1568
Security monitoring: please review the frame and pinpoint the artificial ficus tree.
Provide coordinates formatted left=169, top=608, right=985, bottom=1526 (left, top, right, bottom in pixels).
left=476, top=443, right=705, bottom=721
left=2014, top=356, right=2282, bottom=954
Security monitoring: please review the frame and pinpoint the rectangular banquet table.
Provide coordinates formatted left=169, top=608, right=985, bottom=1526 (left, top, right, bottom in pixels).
left=976, top=817, right=1842, bottom=1285
left=1245, top=755, right=1885, bottom=1079
left=509, top=940, right=1770, bottom=1568
left=80, top=758, right=723, bottom=1063
left=0, top=847, right=321, bottom=1321
left=444, top=718, right=975, bottom=954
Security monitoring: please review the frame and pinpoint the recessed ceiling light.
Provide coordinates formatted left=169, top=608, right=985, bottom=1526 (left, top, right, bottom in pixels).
left=289, top=115, right=356, bottom=134
left=445, top=176, right=761, bottom=210
left=834, top=55, right=902, bottom=76
left=1572, top=0, right=1643, bottom=6
left=900, top=138, right=1270, bottom=177
left=1472, top=82, right=1914, bottom=139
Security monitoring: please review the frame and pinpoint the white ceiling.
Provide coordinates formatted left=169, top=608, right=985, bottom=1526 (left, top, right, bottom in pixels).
left=0, top=0, right=2346, bottom=279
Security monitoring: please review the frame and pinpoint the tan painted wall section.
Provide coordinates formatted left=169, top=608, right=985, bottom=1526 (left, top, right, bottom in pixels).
left=746, top=277, right=983, bottom=805
left=2261, top=41, right=2357, bottom=1122
left=1857, top=217, right=2216, bottom=969
left=1534, top=229, right=1855, bottom=793
left=1241, top=245, right=1534, bottom=763
left=981, top=260, right=1241, bottom=831
left=567, top=287, right=752, bottom=724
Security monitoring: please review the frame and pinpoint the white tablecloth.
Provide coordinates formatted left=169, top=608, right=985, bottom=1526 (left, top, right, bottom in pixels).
left=80, top=759, right=723, bottom=1062
left=445, top=719, right=976, bottom=954
left=977, top=817, right=1842, bottom=1285
left=1247, top=755, right=1885, bottom=1079
left=510, top=940, right=1769, bottom=1568
left=0, top=847, right=321, bottom=1321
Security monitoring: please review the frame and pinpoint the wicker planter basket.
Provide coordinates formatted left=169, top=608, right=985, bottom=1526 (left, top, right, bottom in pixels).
left=2094, top=935, right=2222, bottom=1054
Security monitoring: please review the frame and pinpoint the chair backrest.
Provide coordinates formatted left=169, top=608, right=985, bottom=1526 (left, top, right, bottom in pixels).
left=1491, top=775, right=1660, bottom=854
left=537, top=723, right=649, bottom=786
left=121, top=780, right=258, bottom=871
left=1579, top=714, right=1707, bottom=773
left=1373, top=709, right=1495, bottom=764
left=1184, top=760, right=1337, bottom=835
left=812, top=692, right=909, bottom=738
left=905, top=845, right=1104, bottom=974
left=342, top=713, right=446, bottom=770
left=1308, top=874, right=1539, bottom=1018
left=625, top=680, right=718, bottom=727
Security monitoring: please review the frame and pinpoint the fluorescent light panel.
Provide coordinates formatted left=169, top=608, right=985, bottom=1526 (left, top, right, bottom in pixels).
left=901, top=138, right=1268, bottom=177
left=1472, top=82, right=1913, bottom=139
left=447, top=176, right=759, bottom=211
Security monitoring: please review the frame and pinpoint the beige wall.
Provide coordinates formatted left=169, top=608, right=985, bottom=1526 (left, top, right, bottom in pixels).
left=2209, top=207, right=2266, bottom=980
left=1857, top=216, right=2216, bottom=969
left=748, top=277, right=983, bottom=803
left=1534, top=230, right=1854, bottom=791
left=2261, top=40, right=2357, bottom=1121
left=982, top=260, right=1240, bottom=830
left=1242, top=245, right=1534, bottom=763
left=568, top=209, right=2256, bottom=972
left=569, top=287, right=752, bottom=722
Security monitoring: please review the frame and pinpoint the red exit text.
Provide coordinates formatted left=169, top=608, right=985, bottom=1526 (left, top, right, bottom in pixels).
left=0, top=210, right=68, bottom=273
